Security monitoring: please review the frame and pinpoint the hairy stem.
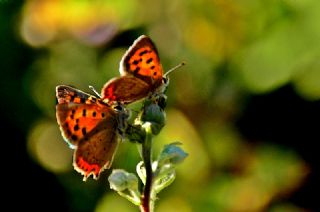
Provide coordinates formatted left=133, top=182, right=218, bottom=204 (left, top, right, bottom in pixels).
left=140, top=123, right=153, bottom=212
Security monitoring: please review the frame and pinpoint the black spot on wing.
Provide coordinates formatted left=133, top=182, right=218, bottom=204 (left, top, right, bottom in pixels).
left=71, top=135, right=78, bottom=141
left=74, top=125, right=79, bottom=131
left=67, top=129, right=72, bottom=136
left=139, top=50, right=148, bottom=56
left=132, top=60, right=139, bottom=65
left=82, top=127, right=87, bottom=136
left=134, top=67, right=140, bottom=74
left=146, top=58, right=153, bottom=64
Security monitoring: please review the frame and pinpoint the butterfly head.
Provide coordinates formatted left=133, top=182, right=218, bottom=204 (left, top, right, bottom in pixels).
left=112, top=103, right=130, bottom=118
left=162, top=76, right=170, bottom=87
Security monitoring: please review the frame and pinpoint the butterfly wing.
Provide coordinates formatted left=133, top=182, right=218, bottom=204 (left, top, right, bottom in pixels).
left=101, top=76, right=150, bottom=104
left=119, top=35, right=164, bottom=90
left=56, top=85, right=120, bottom=180
left=74, top=115, right=119, bottom=180
left=56, top=85, right=101, bottom=147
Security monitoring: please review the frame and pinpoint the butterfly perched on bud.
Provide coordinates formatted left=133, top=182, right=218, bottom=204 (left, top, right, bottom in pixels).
left=56, top=35, right=184, bottom=181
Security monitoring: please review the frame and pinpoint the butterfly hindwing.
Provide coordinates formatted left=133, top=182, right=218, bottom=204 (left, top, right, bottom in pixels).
left=120, top=35, right=164, bottom=89
left=74, top=114, right=119, bottom=180
left=101, top=76, right=150, bottom=104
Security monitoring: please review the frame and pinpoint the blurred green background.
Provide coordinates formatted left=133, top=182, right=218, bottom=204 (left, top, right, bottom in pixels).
left=1, top=0, right=320, bottom=211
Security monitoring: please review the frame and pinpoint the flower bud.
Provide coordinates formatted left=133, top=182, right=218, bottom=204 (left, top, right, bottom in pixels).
left=139, top=96, right=166, bottom=135
left=158, top=142, right=188, bottom=165
left=108, top=169, right=138, bottom=192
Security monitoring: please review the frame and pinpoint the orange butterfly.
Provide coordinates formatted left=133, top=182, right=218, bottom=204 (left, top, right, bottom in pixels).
left=56, top=35, right=183, bottom=181
left=101, top=35, right=184, bottom=104
left=56, top=85, right=129, bottom=181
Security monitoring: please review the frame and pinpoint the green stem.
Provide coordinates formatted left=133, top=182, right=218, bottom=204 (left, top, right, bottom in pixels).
left=140, top=123, right=153, bottom=212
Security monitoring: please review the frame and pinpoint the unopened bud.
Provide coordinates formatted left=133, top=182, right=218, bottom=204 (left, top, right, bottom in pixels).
left=108, top=169, right=138, bottom=192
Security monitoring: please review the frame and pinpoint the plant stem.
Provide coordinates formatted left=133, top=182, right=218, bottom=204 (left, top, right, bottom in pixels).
left=140, top=123, right=153, bottom=212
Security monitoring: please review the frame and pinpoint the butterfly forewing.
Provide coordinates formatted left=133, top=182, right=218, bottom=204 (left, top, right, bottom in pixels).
left=120, top=35, right=164, bottom=90
left=56, top=103, right=116, bottom=146
left=56, top=85, right=98, bottom=105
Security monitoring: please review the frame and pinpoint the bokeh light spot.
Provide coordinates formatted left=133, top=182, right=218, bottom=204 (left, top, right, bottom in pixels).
left=28, top=119, right=73, bottom=174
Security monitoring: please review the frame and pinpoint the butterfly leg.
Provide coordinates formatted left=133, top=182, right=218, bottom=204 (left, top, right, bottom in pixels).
left=112, top=104, right=130, bottom=141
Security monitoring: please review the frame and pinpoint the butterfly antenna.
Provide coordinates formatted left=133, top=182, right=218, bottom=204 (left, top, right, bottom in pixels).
left=88, top=85, right=101, bottom=98
left=164, top=61, right=186, bottom=78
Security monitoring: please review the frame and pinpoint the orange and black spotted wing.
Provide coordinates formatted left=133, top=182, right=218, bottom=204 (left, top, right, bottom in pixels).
left=119, top=35, right=164, bottom=90
left=56, top=85, right=120, bottom=180
left=56, top=85, right=98, bottom=105
left=56, top=85, right=105, bottom=147
left=73, top=114, right=119, bottom=180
